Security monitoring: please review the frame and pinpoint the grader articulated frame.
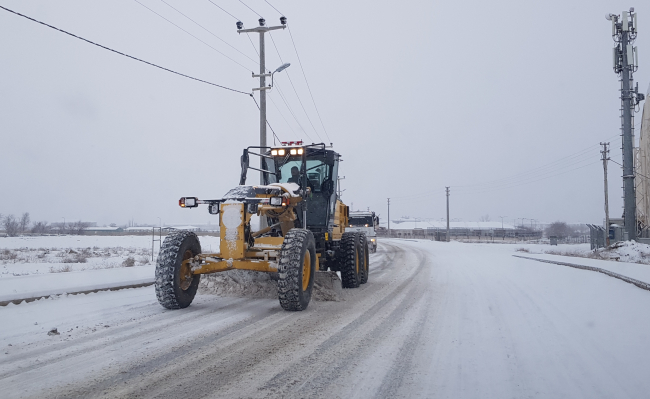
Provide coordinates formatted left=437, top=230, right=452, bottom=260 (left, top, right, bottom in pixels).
left=155, top=143, right=370, bottom=311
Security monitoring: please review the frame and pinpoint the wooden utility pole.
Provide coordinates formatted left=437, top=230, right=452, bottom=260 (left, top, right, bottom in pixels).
left=601, top=142, right=611, bottom=246
left=387, top=198, right=390, bottom=237
left=446, top=187, right=450, bottom=242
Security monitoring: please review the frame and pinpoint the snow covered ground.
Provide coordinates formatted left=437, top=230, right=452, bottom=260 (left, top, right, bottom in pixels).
left=1, top=238, right=650, bottom=398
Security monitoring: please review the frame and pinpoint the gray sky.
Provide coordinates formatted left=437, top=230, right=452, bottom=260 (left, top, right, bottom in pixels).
left=0, top=0, right=648, bottom=227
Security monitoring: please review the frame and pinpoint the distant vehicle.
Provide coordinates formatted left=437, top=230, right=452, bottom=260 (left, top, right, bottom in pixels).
left=348, top=211, right=379, bottom=253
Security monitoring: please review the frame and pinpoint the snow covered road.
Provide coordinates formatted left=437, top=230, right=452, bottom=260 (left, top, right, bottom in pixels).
left=2, top=239, right=650, bottom=398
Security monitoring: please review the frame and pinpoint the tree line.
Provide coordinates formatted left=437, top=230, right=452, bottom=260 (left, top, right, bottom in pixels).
left=1, top=212, right=90, bottom=237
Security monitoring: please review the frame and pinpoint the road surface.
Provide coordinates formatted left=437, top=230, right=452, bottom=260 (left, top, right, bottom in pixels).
left=2, top=239, right=650, bottom=398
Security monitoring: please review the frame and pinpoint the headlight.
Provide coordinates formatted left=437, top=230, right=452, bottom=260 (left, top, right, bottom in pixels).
left=371, top=238, right=376, bottom=242
left=297, top=148, right=304, bottom=154
left=271, top=149, right=278, bottom=156
left=278, top=149, right=286, bottom=156
left=270, top=197, right=282, bottom=206
left=290, top=148, right=297, bottom=155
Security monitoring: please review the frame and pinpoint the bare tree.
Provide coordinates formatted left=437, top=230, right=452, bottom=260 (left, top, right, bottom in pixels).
left=31, top=221, right=50, bottom=235
left=545, top=221, right=572, bottom=239
left=479, top=214, right=491, bottom=222
left=3, top=215, right=20, bottom=237
left=70, top=220, right=91, bottom=235
left=19, top=212, right=30, bottom=234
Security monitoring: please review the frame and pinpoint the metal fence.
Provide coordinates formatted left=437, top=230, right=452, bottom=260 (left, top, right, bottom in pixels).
left=586, top=224, right=606, bottom=250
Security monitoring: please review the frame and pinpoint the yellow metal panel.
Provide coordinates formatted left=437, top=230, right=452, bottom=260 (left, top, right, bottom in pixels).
left=332, top=200, right=348, bottom=240
left=254, top=236, right=284, bottom=247
left=193, top=258, right=278, bottom=274
left=220, top=202, right=246, bottom=259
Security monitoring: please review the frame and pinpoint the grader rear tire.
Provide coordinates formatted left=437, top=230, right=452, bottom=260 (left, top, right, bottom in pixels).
left=338, top=232, right=360, bottom=288
left=277, top=229, right=316, bottom=311
left=358, top=233, right=369, bottom=284
left=155, top=230, right=202, bottom=309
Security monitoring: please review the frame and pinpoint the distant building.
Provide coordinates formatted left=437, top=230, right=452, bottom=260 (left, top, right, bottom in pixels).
left=84, top=226, right=123, bottom=234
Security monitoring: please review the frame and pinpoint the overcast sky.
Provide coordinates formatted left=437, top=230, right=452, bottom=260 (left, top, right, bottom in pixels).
left=0, top=0, right=648, bottom=228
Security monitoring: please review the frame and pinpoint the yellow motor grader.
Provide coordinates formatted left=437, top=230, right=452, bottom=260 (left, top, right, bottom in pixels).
left=155, top=142, right=369, bottom=311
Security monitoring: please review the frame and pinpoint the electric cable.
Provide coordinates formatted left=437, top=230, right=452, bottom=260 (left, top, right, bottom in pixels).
left=268, top=96, right=298, bottom=137
left=287, top=25, right=331, bottom=143
left=0, top=4, right=250, bottom=95
left=238, top=0, right=262, bottom=18
left=392, top=159, right=603, bottom=204
left=454, top=134, right=620, bottom=189
left=609, top=158, right=650, bottom=181
left=269, top=32, right=323, bottom=142
left=263, top=0, right=283, bottom=16
left=251, top=95, right=282, bottom=144
left=204, top=1, right=266, bottom=71
left=134, top=0, right=251, bottom=71
left=159, top=0, right=259, bottom=66
left=207, top=0, right=240, bottom=21
left=273, top=81, right=313, bottom=142
left=391, top=137, right=621, bottom=202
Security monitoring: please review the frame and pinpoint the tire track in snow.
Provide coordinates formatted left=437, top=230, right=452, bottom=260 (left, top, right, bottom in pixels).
left=254, top=244, right=430, bottom=398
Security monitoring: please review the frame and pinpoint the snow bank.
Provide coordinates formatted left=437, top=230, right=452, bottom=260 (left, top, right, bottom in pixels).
left=0, top=265, right=154, bottom=304
left=543, top=240, right=650, bottom=265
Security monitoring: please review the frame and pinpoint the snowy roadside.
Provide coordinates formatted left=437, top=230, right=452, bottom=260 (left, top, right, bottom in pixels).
left=0, top=265, right=155, bottom=305
left=511, top=252, right=650, bottom=285
left=511, top=241, right=650, bottom=285
left=0, top=235, right=223, bottom=305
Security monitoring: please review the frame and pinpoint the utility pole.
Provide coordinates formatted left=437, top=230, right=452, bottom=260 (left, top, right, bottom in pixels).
left=445, top=187, right=450, bottom=242
left=601, top=142, right=611, bottom=245
left=387, top=198, right=391, bottom=237
left=238, top=16, right=287, bottom=184
left=337, top=176, right=345, bottom=198
left=608, top=8, right=644, bottom=240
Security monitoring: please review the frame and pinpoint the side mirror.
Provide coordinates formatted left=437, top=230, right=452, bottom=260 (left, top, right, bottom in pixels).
left=179, top=197, right=199, bottom=208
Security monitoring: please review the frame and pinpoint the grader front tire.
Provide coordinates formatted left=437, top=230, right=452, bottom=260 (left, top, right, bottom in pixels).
left=155, top=230, right=202, bottom=309
left=277, top=229, right=316, bottom=311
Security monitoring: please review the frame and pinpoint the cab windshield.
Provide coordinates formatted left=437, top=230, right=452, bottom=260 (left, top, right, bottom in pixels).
left=270, top=159, right=331, bottom=193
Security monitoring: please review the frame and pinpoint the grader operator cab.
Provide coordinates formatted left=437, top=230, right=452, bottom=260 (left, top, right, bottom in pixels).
left=155, top=142, right=369, bottom=311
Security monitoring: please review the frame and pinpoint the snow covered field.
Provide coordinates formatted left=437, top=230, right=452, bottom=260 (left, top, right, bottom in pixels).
left=1, top=238, right=650, bottom=398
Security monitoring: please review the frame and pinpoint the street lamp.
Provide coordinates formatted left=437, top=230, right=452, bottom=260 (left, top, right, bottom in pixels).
left=270, top=63, right=290, bottom=88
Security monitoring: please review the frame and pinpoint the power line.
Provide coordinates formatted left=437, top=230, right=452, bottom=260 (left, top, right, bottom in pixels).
left=454, top=134, right=620, bottom=189
left=609, top=158, right=650, bottom=181
left=390, top=138, right=621, bottom=202
left=287, top=25, right=331, bottom=143
left=453, top=153, right=601, bottom=193
left=134, top=0, right=251, bottom=71
left=251, top=95, right=281, bottom=144
left=238, top=0, right=262, bottom=18
left=159, top=0, right=259, bottom=66
left=207, top=0, right=240, bottom=21
left=269, top=32, right=323, bottom=142
left=273, top=81, right=314, bottom=142
left=204, top=1, right=265, bottom=71
left=0, top=4, right=249, bottom=95
left=268, top=95, right=298, bottom=137
left=391, top=160, right=602, bottom=205
left=264, top=0, right=284, bottom=16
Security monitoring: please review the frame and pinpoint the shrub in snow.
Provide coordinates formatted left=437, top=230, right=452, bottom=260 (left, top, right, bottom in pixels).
left=122, top=257, right=135, bottom=267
